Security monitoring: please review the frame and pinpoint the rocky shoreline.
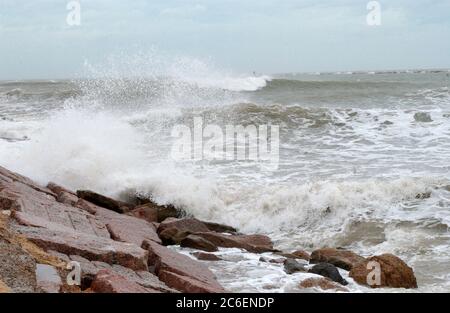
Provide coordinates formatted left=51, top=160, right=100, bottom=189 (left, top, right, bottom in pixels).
left=0, top=165, right=418, bottom=293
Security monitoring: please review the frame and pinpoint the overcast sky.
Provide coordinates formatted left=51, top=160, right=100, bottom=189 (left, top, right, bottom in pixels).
left=1, top=0, right=450, bottom=79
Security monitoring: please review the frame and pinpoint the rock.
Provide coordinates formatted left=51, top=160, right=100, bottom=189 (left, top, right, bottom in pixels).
left=158, top=218, right=210, bottom=236
left=157, top=205, right=183, bottom=223
left=192, top=252, right=222, bottom=261
left=299, top=277, right=349, bottom=292
left=0, top=166, right=56, bottom=197
left=159, top=228, right=191, bottom=245
left=35, top=264, right=62, bottom=293
left=76, top=190, right=132, bottom=214
left=90, top=269, right=157, bottom=293
left=46, top=182, right=76, bottom=196
left=14, top=225, right=149, bottom=271
left=310, top=248, right=365, bottom=271
left=283, top=258, right=307, bottom=274
left=127, top=204, right=158, bottom=223
left=349, top=254, right=418, bottom=289
left=57, top=192, right=79, bottom=206
left=142, top=240, right=225, bottom=293
left=259, top=257, right=285, bottom=264
left=309, top=263, right=348, bottom=286
left=193, top=232, right=275, bottom=253
left=292, top=250, right=311, bottom=261
left=0, top=280, right=10, bottom=293
left=180, top=235, right=218, bottom=252
left=416, top=192, right=431, bottom=200
left=202, top=221, right=237, bottom=234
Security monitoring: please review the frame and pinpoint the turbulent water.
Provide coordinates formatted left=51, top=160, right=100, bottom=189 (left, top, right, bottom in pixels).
left=1, top=57, right=450, bottom=292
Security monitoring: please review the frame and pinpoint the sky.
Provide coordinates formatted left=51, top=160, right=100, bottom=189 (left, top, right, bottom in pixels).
left=0, top=0, right=450, bottom=79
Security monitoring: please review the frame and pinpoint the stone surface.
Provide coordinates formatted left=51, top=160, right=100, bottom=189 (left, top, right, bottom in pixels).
left=90, top=269, right=156, bottom=293
left=180, top=235, right=218, bottom=252
left=202, top=221, right=237, bottom=234
left=310, top=248, right=365, bottom=271
left=158, top=218, right=210, bottom=236
left=35, top=264, right=62, bottom=293
left=309, top=263, right=348, bottom=286
left=283, top=258, right=307, bottom=274
left=14, top=225, right=149, bottom=271
left=349, top=254, right=418, bottom=289
left=193, top=232, right=275, bottom=253
left=127, top=204, right=158, bottom=223
left=0, top=280, right=10, bottom=293
left=143, top=240, right=225, bottom=293
left=192, top=252, right=222, bottom=261
left=292, top=250, right=311, bottom=261
left=77, top=190, right=132, bottom=214
left=299, top=277, right=349, bottom=292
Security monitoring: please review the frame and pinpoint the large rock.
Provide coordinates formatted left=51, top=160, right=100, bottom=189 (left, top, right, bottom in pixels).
left=157, top=218, right=210, bottom=236
left=76, top=190, right=132, bottom=214
left=299, top=277, right=349, bottom=292
left=127, top=204, right=159, bottom=223
left=193, top=232, right=275, bottom=253
left=310, top=248, right=365, bottom=271
left=309, top=263, right=348, bottom=286
left=14, top=225, right=149, bottom=271
left=349, top=254, right=418, bottom=289
left=90, top=269, right=157, bottom=293
left=202, top=221, right=237, bottom=234
left=143, top=240, right=225, bottom=293
left=180, top=235, right=218, bottom=252
left=283, top=258, right=307, bottom=274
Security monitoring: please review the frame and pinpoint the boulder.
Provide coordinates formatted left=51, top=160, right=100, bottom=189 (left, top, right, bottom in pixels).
left=283, top=258, right=307, bottom=274
left=309, top=263, right=348, bottom=286
left=127, top=204, right=159, bottom=223
left=142, top=240, right=225, bottom=293
left=157, top=218, right=210, bottom=236
left=202, top=221, right=237, bottom=234
left=310, top=248, right=365, bottom=271
left=90, top=269, right=157, bottom=293
left=14, top=225, right=149, bottom=271
left=349, top=254, right=418, bottom=289
left=193, top=232, right=275, bottom=253
left=192, top=252, right=222, bottom=261
left=276, top=250, right=310, bottom=261
left=76, top=190, right=132, bottom=214
left=35, top=264, right=62, bottom=293
left=180, top=235, right=218, bottom=252
left=299, top=277, right=349, bottom=292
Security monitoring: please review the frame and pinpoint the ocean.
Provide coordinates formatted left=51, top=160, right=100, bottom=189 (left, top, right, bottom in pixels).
left=1, top=57, right=449, bottom=292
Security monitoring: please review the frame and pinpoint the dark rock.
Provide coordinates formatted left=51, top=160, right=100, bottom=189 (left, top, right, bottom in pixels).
left=202, top=221, right=237, bottom=234
left=193, top=232, right=275, bottom=253
left=309, top=263, right=348, bottom=286
left=310, top=248, right=365, bottom=271
left=180, top=235, right=218, bottom=252
left=159, top=228, right=190, bottom=245
left=192, top=252, right=222, bottom=261
left=283, top=258, right=307, bottom=274
left=76, top=190, right=132, bottom=214
left=349, top=254, right=418, bottom=289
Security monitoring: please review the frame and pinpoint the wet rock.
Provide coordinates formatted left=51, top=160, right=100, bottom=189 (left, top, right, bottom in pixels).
left=76, top=190, right=132, bottom=214
left=416, top=192, right=431, bottom=199
left=90, top=269, right=156, bottom=293
left=157, top=205, right=184, bottom=222
left=127, top=204, right=158, bottom=223
left=180, top=235, right=218, bottom=252
left=260, top=257, right=285, bottom=264
left=193, top=232, right=275, bottom=253
left=309, top=263, right=348, bottom=286
left=142, top=240, right=225, bottom=293
left=14, top=225, right=149, bottom=271
left=292, top=250, right=311, bottom=261
left=35, top=264, right=62, bottom=293
left=299, top=277, right=349, bottom=292
left=414, top=112, right=432, bottom=123
left=192, top=252, right=222, bottom=261
left=310, top=248, right=365, bottom=271
left=349, top=254, right=418, bottom=289
left=158, top=218, right=210, bottom=236
left=202, top=221, right=238, bottom=234
left=159, top=227, right=190, bottom=245
left=283, top=258, right=307, bottom=274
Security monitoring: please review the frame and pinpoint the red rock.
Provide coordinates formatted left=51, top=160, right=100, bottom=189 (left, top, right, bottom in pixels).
left=349, top=254, right=418, bottom=289
left=57, top=192, right=79, bottom=206
left=46, top=182, right=76, bottom=197
left=14, top=225, right=149, bottom=271
left=90, top=269, right=157, bottom=293
left=292, top=250, right=310, bottom=261
left=158, top=227, right=190, bottom=245
left=180, top=235, right=218, bottom=252
left=310, top=248, right=365, bottom=270
left=157, top=218, right=210, bottom=235
left=299, top=277, right=349, bottom=292
left=192, top=252, right=222, bottom=261
left=193, top=232, right=275, bottom=253
left=142, top=240, right=225, bottom=293
left=0, top=166, right=56, bottom=197
left=202, top=221, right=237, bottom=234
left=127, top=204, right=158, bottom=223
left=76, top=190, right=132, bottom=214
